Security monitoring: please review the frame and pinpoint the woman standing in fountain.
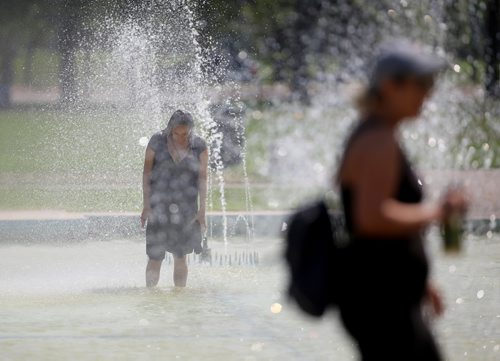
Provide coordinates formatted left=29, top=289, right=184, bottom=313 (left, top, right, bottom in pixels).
left=141, top=110, right=208, bottom=287
left=336, top=42, right=468, bottom=360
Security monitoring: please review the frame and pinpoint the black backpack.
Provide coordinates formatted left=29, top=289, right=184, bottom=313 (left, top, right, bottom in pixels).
left=284, top=199, right=349, bottom=317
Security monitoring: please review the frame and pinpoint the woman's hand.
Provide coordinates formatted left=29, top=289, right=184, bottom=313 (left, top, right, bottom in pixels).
left=141, top=207, right=150, bottom=229
left=439, top=186, right=470, bottom=222
left=425, top=283, right=444, bottom=318
left=196, top=207, right=207, bottom=231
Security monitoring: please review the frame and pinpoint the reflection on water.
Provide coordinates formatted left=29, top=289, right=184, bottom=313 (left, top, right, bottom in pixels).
left=0, top=234, right=499, bottom=360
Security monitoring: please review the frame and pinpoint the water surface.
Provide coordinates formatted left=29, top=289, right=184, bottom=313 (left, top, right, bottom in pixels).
left=1, top=234, right=498, bottom=360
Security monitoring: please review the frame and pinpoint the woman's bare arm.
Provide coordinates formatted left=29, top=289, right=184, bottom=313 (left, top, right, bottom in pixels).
left=195, top=149, right=209, bottom=228
left=141, top=147, right=155, bottom=227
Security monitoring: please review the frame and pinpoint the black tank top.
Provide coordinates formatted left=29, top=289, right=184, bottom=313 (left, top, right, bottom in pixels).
left=340, top=119, right=423, bottom=234
left=339, top=118, right=428, bottom=307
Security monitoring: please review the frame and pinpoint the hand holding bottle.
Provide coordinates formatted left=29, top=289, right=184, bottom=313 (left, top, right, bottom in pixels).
left=440, top=185, right=469, bottom=252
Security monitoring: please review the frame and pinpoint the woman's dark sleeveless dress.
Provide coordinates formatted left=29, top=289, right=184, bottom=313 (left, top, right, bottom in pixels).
left=146, top=131, right=206, bottom=260
left=339, top=119, right=441, bottom=361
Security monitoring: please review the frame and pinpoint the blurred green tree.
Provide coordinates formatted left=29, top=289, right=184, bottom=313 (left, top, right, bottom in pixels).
left=0, top=0, right=55, bottom=107
left=0, top=0, right=497, bottom=106
left=444, top=0, right=499, bottom=99
left=484, top=0, right=499, bottom=98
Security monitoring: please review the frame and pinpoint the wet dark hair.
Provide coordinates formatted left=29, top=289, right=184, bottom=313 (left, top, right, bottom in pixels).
left=164, top=110, right=195, bottom=137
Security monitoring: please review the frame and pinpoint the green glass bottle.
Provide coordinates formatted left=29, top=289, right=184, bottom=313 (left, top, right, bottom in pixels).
left=441, top=211, right=463, bottom=253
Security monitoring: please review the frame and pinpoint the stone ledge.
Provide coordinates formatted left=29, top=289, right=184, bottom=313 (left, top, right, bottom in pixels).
left=0, top=212, right=497, bottom=244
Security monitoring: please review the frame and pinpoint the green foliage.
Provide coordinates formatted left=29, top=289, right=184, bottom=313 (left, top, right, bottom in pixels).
left=0, top=0, right=56, bottom=59
left=13, top=49, right=60, bottom=87
left=2, top=0, right=497, bottom=94
left=0, top=108, right=321, bottom=211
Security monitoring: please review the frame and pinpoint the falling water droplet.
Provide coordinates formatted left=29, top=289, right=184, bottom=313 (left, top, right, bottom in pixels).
left=277, top=147, right=287, bottom=157
left=453, top=64, right=461, bottom=73
left=252, top=110, right=263, bottom=120
left=270, top=303, right=282, bottom=314
left=476, top=290, right=485, bottom=299
left=238, top=51, right=248, bottom=60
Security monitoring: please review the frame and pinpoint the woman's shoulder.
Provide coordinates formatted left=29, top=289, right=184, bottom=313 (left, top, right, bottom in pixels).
left=343, top=120, right=399, bottom=167
left=147, top=131, right=165, bottom=151
left=192, top=135, right=207, bottom=150
left=348, top=119, right=395, bottom=148
left=351, top=131, right=397, bottom=165
left=151, top=131, right=164, bottom=140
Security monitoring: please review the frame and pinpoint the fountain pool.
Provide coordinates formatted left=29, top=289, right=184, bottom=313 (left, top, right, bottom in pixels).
left=0, top=2, right=498, bottom=360
left=1, top=232, right=499, bottom=360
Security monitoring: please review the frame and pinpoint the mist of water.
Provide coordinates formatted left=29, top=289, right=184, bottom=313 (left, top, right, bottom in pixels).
left=242, top=0, right=498, bottom=212
left=48, top=0, right=258, bottom=243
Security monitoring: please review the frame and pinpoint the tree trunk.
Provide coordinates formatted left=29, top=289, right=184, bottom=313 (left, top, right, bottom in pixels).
left=59, top=46, right=77, bottom=104
left=288, top=0, right=322, bottom=104
left=0, top=43, right=15, bottom=108
left=57, top=0, right=81, bottom=104
left=79, top=47, right=92, bottom=102
left=485, top=0, right=500, bottom=98
left=23, top=41, right=35, bottom=86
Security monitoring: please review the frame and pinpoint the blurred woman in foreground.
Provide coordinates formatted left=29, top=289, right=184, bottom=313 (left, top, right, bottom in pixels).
left=336, top=42, right=468, bottom=360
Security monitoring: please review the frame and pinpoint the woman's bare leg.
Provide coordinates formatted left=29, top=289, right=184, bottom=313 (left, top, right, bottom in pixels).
left=146, top=259, right=162, bottom=287
left=173, top=255, right=188, bottom=287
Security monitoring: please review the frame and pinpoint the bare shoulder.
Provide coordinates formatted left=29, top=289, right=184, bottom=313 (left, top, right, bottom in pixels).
left=351, top=128, right=397, bottom=161
left=355, top=127, right=395, bottom=150
left=193, top=135, right=206, bottom=147
left=341, top=128, right=398, bottom=182
left=146, top=132, right=163, bottom=152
